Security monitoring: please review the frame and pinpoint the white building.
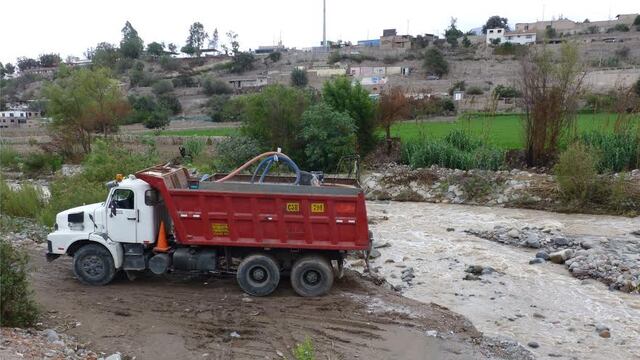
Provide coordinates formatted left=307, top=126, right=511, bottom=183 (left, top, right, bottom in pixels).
left=486, top=28, right=537, bottom=45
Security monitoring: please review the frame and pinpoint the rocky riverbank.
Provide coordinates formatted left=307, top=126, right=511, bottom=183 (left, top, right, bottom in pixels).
left=466, top=225, right=640, bottom=293
left=362, top=164, right=640, bottom=216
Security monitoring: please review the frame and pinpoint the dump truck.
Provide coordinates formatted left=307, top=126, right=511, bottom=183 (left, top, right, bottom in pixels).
left=46, top=152, right=371, bottom=296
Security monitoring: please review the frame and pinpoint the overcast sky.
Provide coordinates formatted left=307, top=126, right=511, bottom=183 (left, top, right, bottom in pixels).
left=1, top=0, right=637, bottom=65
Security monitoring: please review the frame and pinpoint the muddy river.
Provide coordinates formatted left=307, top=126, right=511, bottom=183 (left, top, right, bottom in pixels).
left=362, top=202, right=640, bottom=360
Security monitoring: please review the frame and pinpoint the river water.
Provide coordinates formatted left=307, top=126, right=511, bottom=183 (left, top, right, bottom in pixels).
left=362, top=201, right=640, bottom=360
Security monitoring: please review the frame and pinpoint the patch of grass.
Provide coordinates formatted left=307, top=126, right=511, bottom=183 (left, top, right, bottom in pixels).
left=293, top=337, right=315, bottom=360
left=389, top=113, right=639, bottom=150
left=0, top=180, right=45, bottom=218
left=0, top=145, right=21, bottom=170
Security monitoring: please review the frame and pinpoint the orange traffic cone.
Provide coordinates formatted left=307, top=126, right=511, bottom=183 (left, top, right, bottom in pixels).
left=154, top=221, right=170, bottom=252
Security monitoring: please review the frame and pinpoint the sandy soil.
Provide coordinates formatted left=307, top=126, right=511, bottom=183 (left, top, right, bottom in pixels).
left=28, top=248, right=528, bottom=360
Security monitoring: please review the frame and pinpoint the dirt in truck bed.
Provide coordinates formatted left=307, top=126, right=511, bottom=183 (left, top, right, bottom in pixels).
left=29, top=249, right=531, bottom=360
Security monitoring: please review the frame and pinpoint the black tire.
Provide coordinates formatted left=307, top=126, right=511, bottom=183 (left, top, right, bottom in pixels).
left=291, top=255, right=334, bottom=297
left=73, top=244, right=116, bottom=286
left=236, top=254, right=281, bottom=297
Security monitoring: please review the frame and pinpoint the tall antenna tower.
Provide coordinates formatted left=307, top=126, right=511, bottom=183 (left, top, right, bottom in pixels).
left=323, top=0, right=327, bottom=50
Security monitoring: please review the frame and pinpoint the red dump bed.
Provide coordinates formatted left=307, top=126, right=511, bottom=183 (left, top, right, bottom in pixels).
left=136, top=165, right=370, bottom=251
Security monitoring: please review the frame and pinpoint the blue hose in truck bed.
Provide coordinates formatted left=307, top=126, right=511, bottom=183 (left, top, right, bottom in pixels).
left=251, top=154, right=301, bottom=185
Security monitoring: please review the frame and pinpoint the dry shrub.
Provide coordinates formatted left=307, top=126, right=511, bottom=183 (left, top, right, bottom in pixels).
left=520, top=42, right=585, bottom=166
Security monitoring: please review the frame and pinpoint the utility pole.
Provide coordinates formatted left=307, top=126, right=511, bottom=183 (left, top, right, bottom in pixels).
left=323, top=0, right=327, bottom=50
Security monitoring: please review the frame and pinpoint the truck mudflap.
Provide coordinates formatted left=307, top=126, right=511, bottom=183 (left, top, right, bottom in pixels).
left=46, top=240, right=61, bottom=262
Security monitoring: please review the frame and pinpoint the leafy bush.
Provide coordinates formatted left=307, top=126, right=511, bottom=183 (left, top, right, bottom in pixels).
left=206, top=94, right=232, bottom=122
left=159, top=55, right=180, bottom=71
left=0, top=180, right=45, bottom=218
left=300, top=103, right=357, bottom=171
left=129, top=61, right=153, bottom=87
left=202, top=76, right=233, bottom=95
left=583, top=91, right=616, bottom=112
left=213, top=136, right=262, bottom=172
left=143, top=110, right=170, bottom=129
left=423, top=48, right=448, bottom=76
left=290, top=68, right=308, bottom=87
left=554, top=143, right=601, bottom=204
left=402, top=131, right=505, bottom=170
left=22, top=152, right=62, bottom=176
left=230, top=52, right=255, bottom=74
left=293, top=337, right=315, bottom=360
left=152, top=79, right=174, bottom=95
left=493, top=85, right=521, bottom=98
left=172, top=76, right=198, bottom=88
left=579, top=131, right=639, bottom=172
left=608, top=24, right=630, bottom=33
left=466, top=86, right=484, bottom=95
left=0, top=240, right=39, bottom=327
left=158, top=93, right=182, bottom=115
left=267, top=52, right=281, bottom=62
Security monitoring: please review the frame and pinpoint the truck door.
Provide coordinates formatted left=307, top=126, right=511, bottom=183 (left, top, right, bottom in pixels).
left=107, top=188, right=137, bottom=243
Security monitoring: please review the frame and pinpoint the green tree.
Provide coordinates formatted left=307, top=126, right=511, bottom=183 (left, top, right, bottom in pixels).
left=634, top=78, right=640, bottom=97
left=230, top=52, right=255, bottom=73
left=146, top=42, right=165, bottom=56
left=423, top=48, right=449, bottom=77
left=267, top=51, right=281, bottom=62
left=634, top=15, right=640, bottom=26
left=87, top=42, right=119, bottom=68
left=290, top=68, right=308, bottom=87
left=545, top=26, right=558, bottom=38
left=241, top=84, right=312, bottom=157
left=300, top=103, right=356, bottom=170
left=120, top=21, right=144, bottom=59
left=5, top=63, right=15, bottom=75
left=444, top=18, right=464, bottom=47
left=482, top=16, right=509, bottom=34
left=209, top=28, right=219, bottom=50
left=16, top=57, right=39, bottom=71
left=183, top=22, right=208, bottom=57
left=43, top=67, right=130, bottom=155
left=151, top=79, right=174, bottom=95
left=322, top=76, right=376, bottom=155
left=0, top=63, right=4, bottom=79
left=167, top=43, right=178, bottom=53
left=38, top=53, right=61, bottom=67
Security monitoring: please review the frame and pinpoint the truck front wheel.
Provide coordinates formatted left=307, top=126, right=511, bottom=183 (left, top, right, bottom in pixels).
left=290, top=255, right=334, bottom=297
left=73, top=244, right=116, bottom=286
left=236, top=254, right=281, bottom=296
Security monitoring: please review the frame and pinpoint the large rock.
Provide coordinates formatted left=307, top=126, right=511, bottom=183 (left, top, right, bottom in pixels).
left=549, top=249, right=574, bottom=264
left=524, top=233, right=541, bottom=248
left=44, top=329, right=59, bottom=343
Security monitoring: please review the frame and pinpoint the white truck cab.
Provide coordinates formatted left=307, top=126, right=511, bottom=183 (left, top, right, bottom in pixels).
left=46, top=176, right=161, bottom=285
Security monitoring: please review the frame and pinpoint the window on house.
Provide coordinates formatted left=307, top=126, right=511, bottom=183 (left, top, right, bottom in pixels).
left=489, top=30, right=494, bottom=33
left=526, top=35, right=533, bottom=39
left=525, top=25, right=529, bottom=30
left=498, top=29, right=502, bottom=33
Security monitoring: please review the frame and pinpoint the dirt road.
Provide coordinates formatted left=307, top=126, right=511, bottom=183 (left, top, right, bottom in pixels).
left=29, top=249, right=529, bottom=360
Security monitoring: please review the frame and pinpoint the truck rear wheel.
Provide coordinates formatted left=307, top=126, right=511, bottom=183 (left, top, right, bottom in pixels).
left=236, top=254, right=280, bottom=296
left=291, top=255, right=334, bottom=297
left=73, top=244, right=116, bottom=286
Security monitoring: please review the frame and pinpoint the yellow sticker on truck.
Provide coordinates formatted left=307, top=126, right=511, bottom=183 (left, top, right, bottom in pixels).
left=212, top=223, right=229, bottom=236
left=286, top=202, right=300, bottom=212
left=310, top=203, right=325, bottom=213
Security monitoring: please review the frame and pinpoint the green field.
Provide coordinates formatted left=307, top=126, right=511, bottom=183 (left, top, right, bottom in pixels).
left=156, top=127, right=240, bottom=137
left=154, top=113, right=638, bottom=150
left=390, top=113, right=639, bottom=149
